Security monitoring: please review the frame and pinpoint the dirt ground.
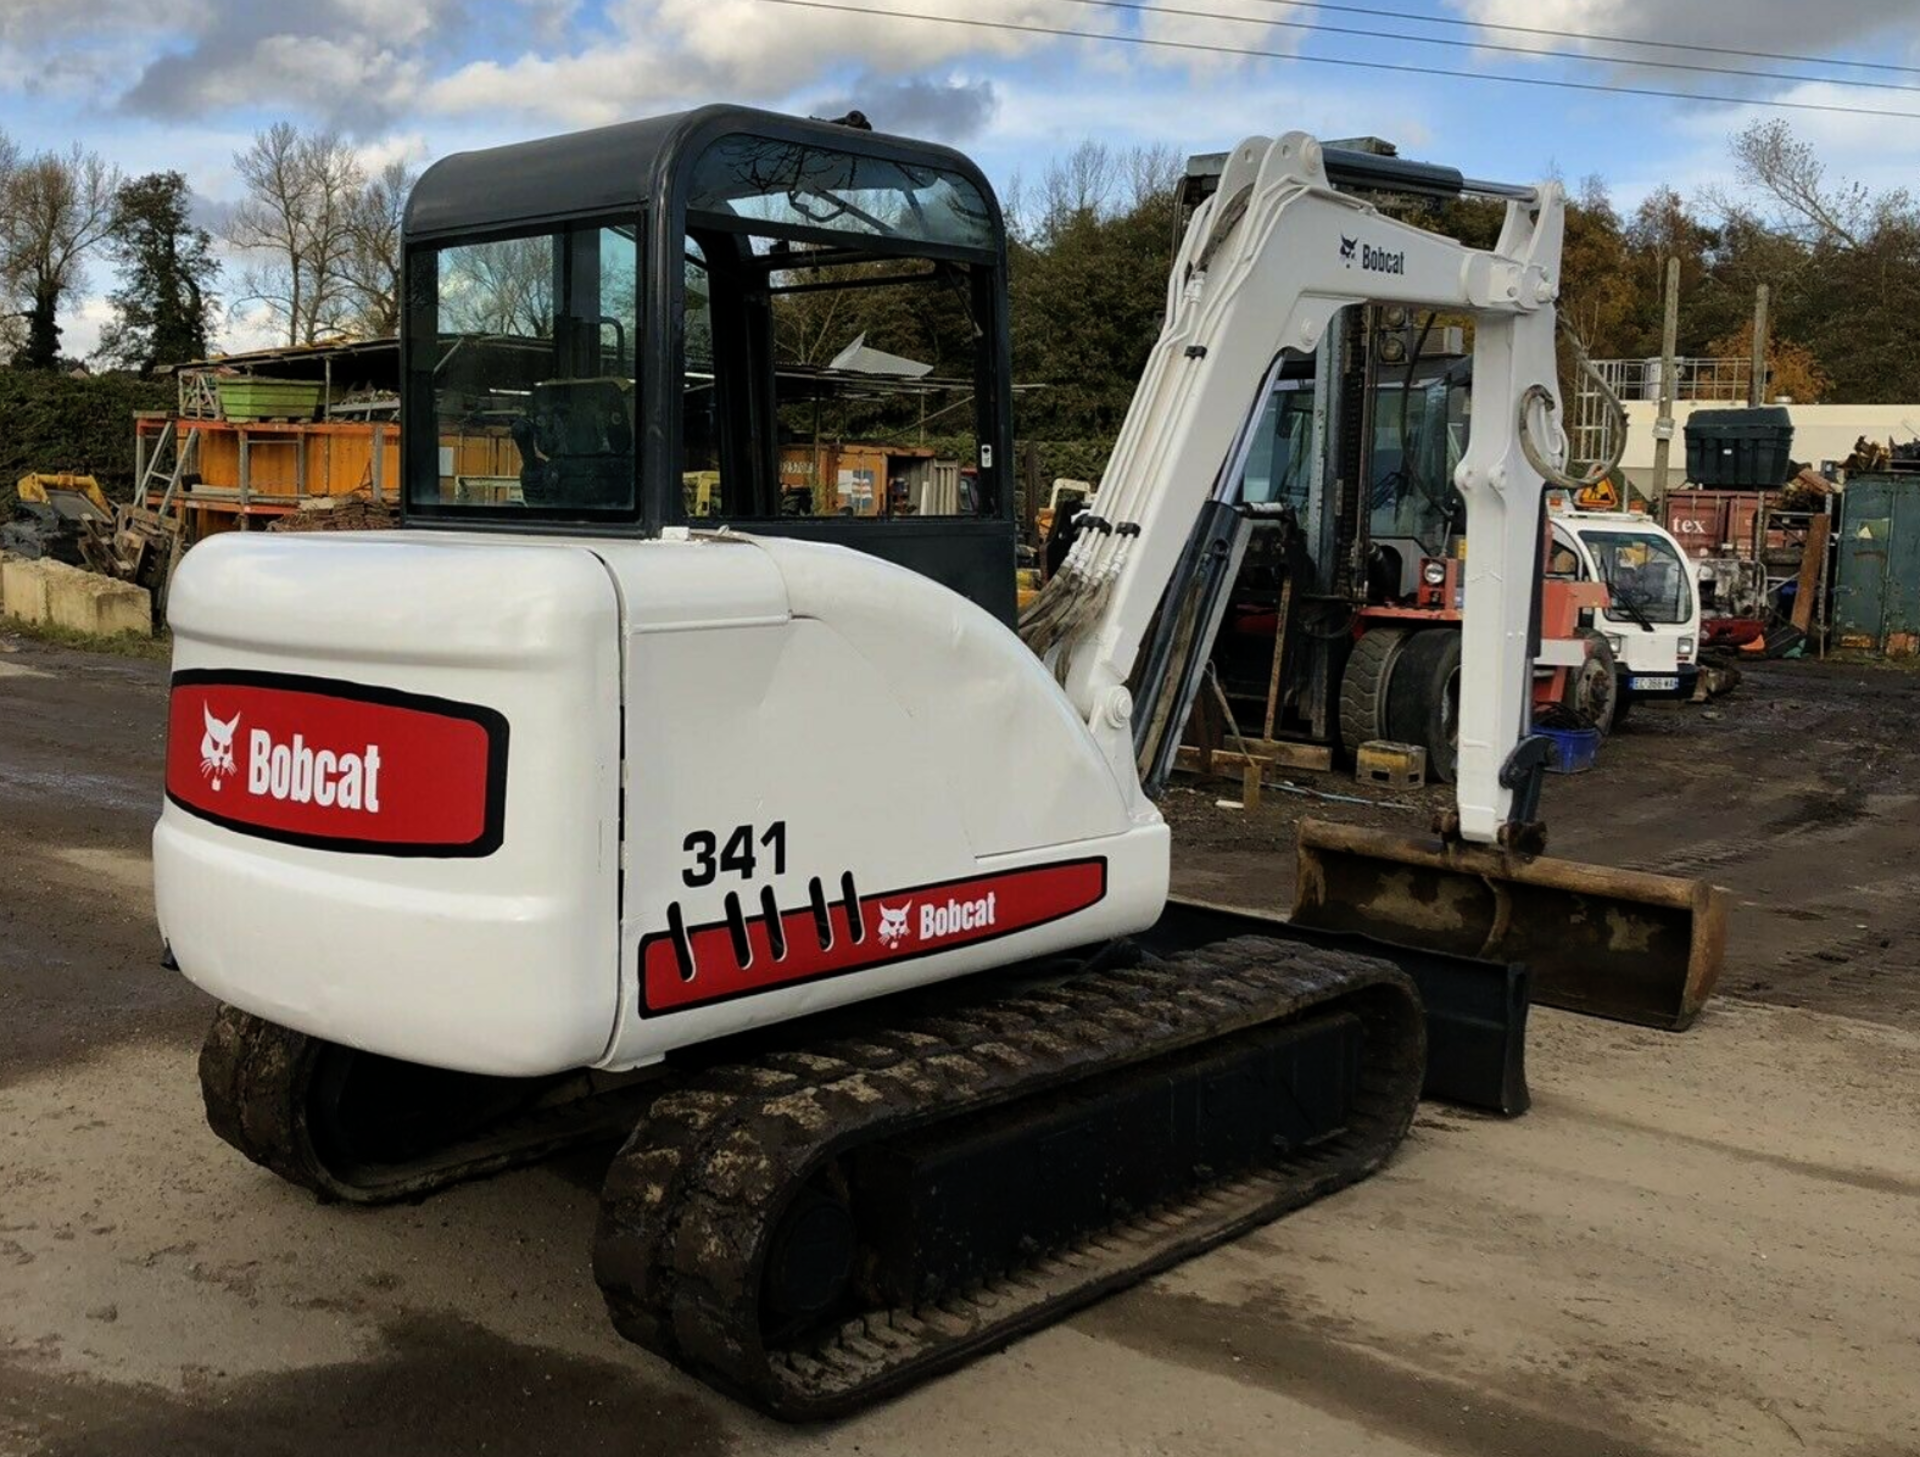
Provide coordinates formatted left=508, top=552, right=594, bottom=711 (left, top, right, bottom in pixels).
left=2, top=632, right=1917, bottom=1457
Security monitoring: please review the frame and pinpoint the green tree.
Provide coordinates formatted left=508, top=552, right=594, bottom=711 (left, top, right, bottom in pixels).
left=1558, top=178, right=1635, bottom=358
left=97, top=172, right=221, bottom=374
left=1007, top=141, right=1181, bottom=442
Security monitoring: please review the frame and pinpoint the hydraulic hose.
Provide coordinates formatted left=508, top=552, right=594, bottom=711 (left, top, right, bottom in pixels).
left=1517, top=321, right=1627, bottom=491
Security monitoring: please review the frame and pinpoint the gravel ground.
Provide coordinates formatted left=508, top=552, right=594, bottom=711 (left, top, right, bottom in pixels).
left=2, top=633, right=1916, bottom=1457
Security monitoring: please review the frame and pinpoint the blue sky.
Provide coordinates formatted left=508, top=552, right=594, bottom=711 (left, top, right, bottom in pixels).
left=4, top=0, right=1919, bottom=353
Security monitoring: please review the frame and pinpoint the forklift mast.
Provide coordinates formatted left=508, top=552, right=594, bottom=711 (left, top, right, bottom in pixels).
left=1134, top=143, right=1473, bottom=790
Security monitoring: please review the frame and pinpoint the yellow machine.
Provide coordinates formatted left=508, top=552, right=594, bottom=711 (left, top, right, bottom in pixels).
left=6, top=473, right=116, bottom=566
left=16, top=472, right=111, bottom=516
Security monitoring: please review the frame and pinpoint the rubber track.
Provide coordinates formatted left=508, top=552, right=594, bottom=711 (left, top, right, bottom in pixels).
left=592, top=935, right=1422, bottom=1420
left=198, top=1005, right=650, bottom=1204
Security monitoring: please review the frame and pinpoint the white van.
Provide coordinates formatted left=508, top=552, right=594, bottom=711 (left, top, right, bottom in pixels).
left=1547, top=509, right=1701, bottom=715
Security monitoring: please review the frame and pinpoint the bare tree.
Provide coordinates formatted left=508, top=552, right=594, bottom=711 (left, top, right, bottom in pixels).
left=1014, top=141, right=1181, bottom=246
left=438, top=236, right=553, bottom=337
left=337, top=159, right=415, bottom=338
left=227, top=123, right=365, bottom=346
left=1044, top=141, right=1121, bottom=226
left=0, top=131, right=21, bottom=360
left=0, top=144, right=121, bottom=368
left=1124, top=142, right=1181, bottom=211
left=1732, top=119, right=1872, bottom=249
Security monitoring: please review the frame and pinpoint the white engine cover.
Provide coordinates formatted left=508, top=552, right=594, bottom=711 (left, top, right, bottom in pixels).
left=155, top=529, right=1168, bottom=1077
left=157, top=531, right=624, bottom=1076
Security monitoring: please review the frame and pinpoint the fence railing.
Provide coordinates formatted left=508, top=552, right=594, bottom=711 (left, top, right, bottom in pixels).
left=1571, top=356, right=1755, bottom=477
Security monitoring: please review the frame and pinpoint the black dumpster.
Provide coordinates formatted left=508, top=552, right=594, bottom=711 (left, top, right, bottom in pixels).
left=1685, top=406, right=1795, bottom=488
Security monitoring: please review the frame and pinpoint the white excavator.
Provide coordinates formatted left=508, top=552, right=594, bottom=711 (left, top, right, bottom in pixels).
left=154, top=107, right=1721, bottom=1418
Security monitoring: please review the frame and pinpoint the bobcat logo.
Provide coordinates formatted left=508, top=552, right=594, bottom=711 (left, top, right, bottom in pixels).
left=875, top=902, right=912, bottom=949
left=1339, top=235, right=1358, bottom=263
left=199, top=705, right=240, bottom=791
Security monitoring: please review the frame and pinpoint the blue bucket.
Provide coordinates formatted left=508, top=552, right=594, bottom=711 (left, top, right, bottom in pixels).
left=1540, top=725, right=1601, bottom=775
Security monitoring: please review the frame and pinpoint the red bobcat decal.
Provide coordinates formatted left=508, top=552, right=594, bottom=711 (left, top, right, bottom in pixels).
left=167, top=671, right=508, bottom=857
left=641, top=859, right=1107, bottom=1014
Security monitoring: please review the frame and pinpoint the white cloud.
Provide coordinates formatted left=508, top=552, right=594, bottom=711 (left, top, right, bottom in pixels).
left=420, top=46, right=694, bottom=127
left=420, top=0, right=1095, bottom=127
left=353, top=132, right=433, bottom=174
left=809, top=74, right=1001, bottom=141
left=1640, top=79, right=1920, bottom=212
left=1451, top=0, right=1920, bottom=52
left=0, top=0, right=198, bottom=46
left=1137, top=0, right=1306, bottom=72
left=988, top=70, right=1431, bottom=160
left=111, top=0, right=460, bottom=129
left=62, top=293, right=116, bottom=362
left=511, top=0, right=584, bottom=46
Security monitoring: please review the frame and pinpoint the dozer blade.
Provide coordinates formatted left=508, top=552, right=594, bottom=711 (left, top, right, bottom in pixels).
left=1291, top=818, right=1728, bottom=1031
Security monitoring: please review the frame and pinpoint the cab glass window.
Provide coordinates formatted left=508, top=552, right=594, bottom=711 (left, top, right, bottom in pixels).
left=676, top=135, right=1001, bottom=522
left=688, top=135, right=995, bottom=252
left=1369, top=373, right=1466, bottom=554
left=1240, top=382, right=1315, bottom=511
left=409, top=218, right=639, bottom=516
left=1546, top=527, right=1585, bottom=580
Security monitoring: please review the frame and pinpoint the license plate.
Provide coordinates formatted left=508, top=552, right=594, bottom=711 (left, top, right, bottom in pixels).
left=1629, top=675, right=1679, bottom=692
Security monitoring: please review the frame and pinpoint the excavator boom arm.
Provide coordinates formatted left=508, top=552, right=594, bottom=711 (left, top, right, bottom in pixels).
left=1027, top=132, right=1565, bottom=845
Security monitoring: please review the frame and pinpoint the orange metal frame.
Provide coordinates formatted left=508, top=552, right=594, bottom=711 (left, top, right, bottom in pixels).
left=137, top=415, right=400, bottom=538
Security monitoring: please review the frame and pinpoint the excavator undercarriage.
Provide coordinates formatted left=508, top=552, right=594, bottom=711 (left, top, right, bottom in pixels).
left=203, top=927, right=1424, bottom=1418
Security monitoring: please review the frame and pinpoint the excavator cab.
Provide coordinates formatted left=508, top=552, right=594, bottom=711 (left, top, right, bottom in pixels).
left=402, top=106, right=1018, bottom=619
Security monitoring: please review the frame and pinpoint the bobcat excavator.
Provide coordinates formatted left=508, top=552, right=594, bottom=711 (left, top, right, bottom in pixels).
left=155, top=107, right=1723, bottom=1418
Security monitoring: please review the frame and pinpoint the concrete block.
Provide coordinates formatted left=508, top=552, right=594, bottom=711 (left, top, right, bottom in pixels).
left=1356, top=739, right=1427, bottom=790
left=43, top=559, right=151, bottom=637
left=0, top=556, right=151, bottom=637
left=1, top=554, right=50, bottom=624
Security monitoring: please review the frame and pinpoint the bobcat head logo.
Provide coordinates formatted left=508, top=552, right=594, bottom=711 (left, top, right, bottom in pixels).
left=1339, top=235, right=1358, bottom=263
left=876, top=902, right=912, bottom=949
left=200, top=704, right=240, bottom=791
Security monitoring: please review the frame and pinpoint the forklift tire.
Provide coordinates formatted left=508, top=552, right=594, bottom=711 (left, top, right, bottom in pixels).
left=1572, top=630, right=1618, bottom=737
left=1384, top=628, right=1461, bottom=784
left=1338, top=626, right=1411, bottom=761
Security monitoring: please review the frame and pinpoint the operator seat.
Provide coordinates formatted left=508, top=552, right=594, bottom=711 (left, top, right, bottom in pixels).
left=514, top=378, right=636, bottom=508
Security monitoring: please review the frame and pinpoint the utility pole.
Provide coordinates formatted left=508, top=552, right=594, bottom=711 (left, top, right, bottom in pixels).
left=1749, top=284, right=1771, bottom=405
left=1651, top=255, right=1681, bottom=505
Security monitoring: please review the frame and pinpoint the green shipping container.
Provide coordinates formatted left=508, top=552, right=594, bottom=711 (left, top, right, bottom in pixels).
left=1833, top=474, right=1920, bottom=656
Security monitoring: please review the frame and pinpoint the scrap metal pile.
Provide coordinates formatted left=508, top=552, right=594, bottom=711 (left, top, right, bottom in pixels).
left=264, top=496, right=398, bottom=532
left=2, top=474, right=113, bottom=565
left=4, top=473, right=185, bottom=619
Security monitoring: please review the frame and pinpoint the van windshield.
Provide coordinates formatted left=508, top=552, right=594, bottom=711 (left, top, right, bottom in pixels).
left=1580, top=529, right=1692, bottom=625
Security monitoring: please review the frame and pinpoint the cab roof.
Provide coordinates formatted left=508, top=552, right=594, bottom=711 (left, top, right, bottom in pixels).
left=404, top=103, right=1000, bottom=241
left=1553, top=509, right=1672, bottom=530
